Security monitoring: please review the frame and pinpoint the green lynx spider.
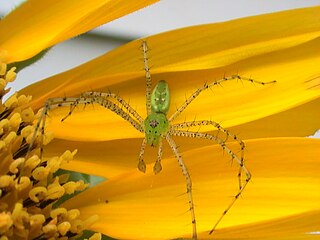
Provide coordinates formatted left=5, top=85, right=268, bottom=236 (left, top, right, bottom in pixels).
left=29, top=40, right=276, bottom=239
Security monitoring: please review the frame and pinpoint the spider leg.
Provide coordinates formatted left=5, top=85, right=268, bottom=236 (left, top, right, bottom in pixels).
left=171, top=120, right=245, bottom=190
left=138, top=138, right=147, bottom=173
left=81, top=91, right=144, bottom=124
left=26, top=98, right=74, bottom=157
left=141, top=40, right=152, bottom=115
left=28, top=95, right=144, bottom=158
left=169, top=75, right=276, bottom=122
left=166, top=134, right=197, bottom=240
left=153, top=140, right=163, bottom=174
left=169, top=129, right=251, bottom=234
left=55, top=96, right=144, bottom=132
left=83, top=96, right=144, bottom=132
left=27, top=102, right=47, bottom=158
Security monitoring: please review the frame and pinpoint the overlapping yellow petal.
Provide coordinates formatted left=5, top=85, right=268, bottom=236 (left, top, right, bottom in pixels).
left=0, top=0, right=159, bottom=63
left=21, top=6, right=320, bottom=142
left=62, top=138, right=320, bottom=239
left=42, top=97, right=319, bottom=178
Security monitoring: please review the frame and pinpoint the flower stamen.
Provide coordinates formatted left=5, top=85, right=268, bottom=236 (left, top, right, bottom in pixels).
left=0, top=60, right=100, bottom=239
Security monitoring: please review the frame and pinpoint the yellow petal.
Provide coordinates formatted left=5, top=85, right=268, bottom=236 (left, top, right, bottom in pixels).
left=41, top=97, right=319, bottom=149
left=228, top=97, right=320, bottom=139
left=21, top=7, right=320, bottom=141
left=62, top=138, right=320, bottom=239
left=46, top=139, right=142, bottom=178
left=0, top=0, right=159, bottom=63
left=198, top=210, right=320, bottom=240
left=44, top=97, right=319, bottom=178
left=22, top=6, right=320, bottom=107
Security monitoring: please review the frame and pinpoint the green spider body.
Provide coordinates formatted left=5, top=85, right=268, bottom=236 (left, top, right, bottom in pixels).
left=144, top=80, right=170, bottom=147
left=151, top=80, right=170, bottom=114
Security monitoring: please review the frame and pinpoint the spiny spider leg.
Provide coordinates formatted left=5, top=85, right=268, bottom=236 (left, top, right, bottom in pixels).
left=28, top=95, right=144, bottom=158
left=135, top=129, right=164, bottom=175
left=138, top=138, right=147, bottom=173
left=141, top=40, right=197, bottom=238
left=142, top=40, right=152, bottom=115
left=81, top=92, right=144, bottom=124
left=166, top=134, right=197, bottom=240
left=93, top=96, right=144, bottom=132
left=169, top=75, right=276, bottom=122
left=55, top=96, right=143, bottom=132
left=171, top=120, right=245, bottom=190
left=27, top=100, right=50, bottom=158
left=168, top=129, right=251, bottom=234
left=28, top=98, right=81, bottom=157
left=153, top=140, right=163, bottom=174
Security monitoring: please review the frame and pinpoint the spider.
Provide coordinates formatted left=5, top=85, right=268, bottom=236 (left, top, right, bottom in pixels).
left=29, top=40, right=276, bottom=239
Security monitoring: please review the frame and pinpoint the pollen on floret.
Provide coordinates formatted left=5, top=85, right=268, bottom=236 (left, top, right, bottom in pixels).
left=15, top=176, right=31, bottom=192
left=29, top=186, right=47, bottom=203
left=4, top=93, right=18, bottom=108
left=29, top=214, right=45, bottom=227
left=3, top=131, right=16, bottom=145
left=63, top=180, right=88, bottom=194
left=5, top=67, right=16, bottom=83
left=89, top=233, right=102, bottom=240
left=50, top=207, right=68, bottom=219
left=61, top=149, right=78, bottom=162
left=21, top=107, right=34, bottom=123
left=57, top=221, right=71, bottom=236
left=24, top=155, right=41, bottom=173
left=66, top=209, right=81, bottom=221
left=9, top=157, right=24, bottom=174
left=0, top=212, right=13, bottom=234
left=0, top=62, right=7, bottom=75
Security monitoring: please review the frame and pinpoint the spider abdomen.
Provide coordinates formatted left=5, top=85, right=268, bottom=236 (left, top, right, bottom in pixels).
left=151, top=80, right=170, bottom=114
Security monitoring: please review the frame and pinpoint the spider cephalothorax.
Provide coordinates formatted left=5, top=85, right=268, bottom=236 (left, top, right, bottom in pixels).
left=144, top=112, right=169, bottom=147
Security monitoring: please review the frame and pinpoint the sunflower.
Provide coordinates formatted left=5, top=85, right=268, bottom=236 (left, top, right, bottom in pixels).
left=1, top=1, right=320, bottom=239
